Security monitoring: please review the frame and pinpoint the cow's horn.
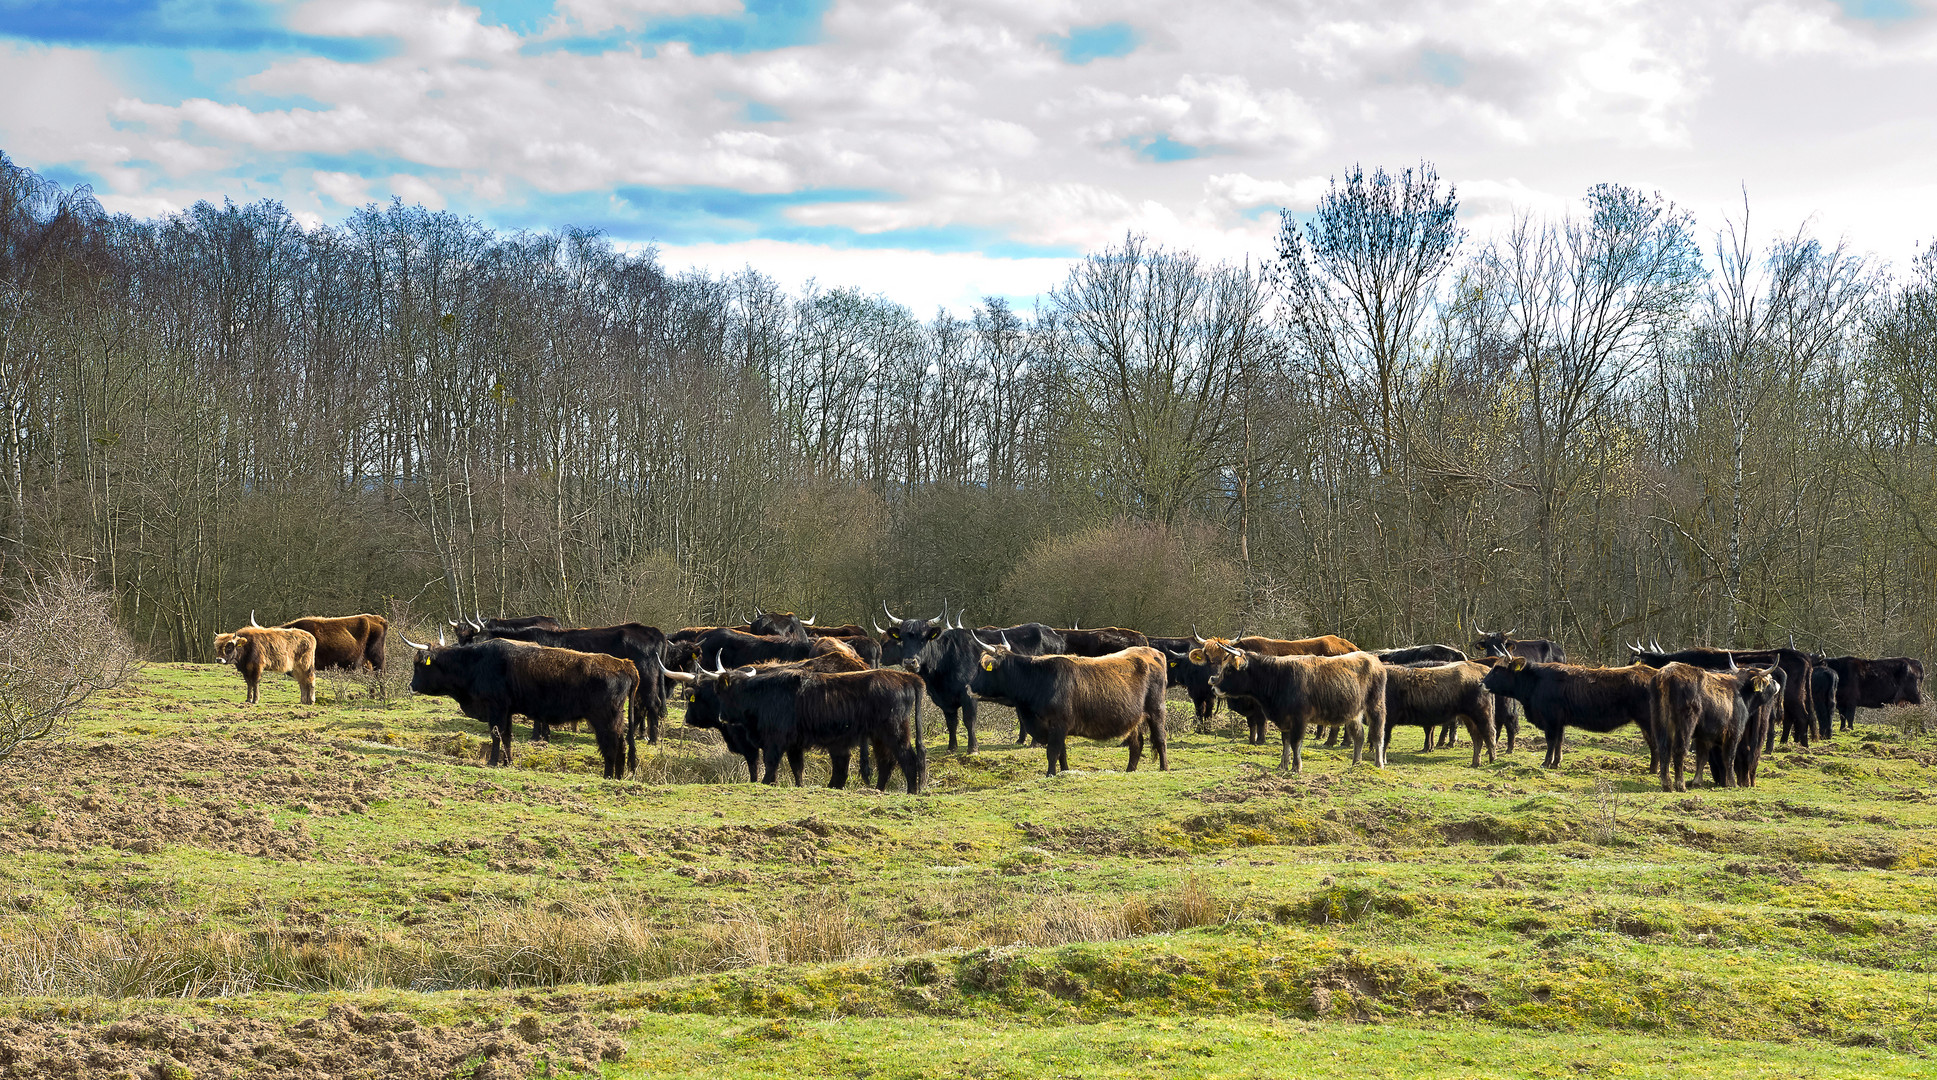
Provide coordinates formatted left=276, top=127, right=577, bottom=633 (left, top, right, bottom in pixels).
left=1727, top=651, right=1739, bottom=671
left=975, top=632, right=998, bottom=654
left=871, top=618, right=884, bottom=635
left=449, top=618, right=463, bottom=628
left=1505, top=627, right=1516, bottom=636
left=1000, top=631, right=1012, bottom=652
left=438, top=628, right=448, bottom=646
left=400, top=632, right=430, bottom=651
left=249, top=610, right=261, bottom=628
left=470, top=617, right=483, bottom=631
left=883, top=601, right=902, bottom=623
left=664, top=669, right=696, bottom=684
left=710, top=654, right=727, bottom=675
left=930, top=607, right=947, bottom=627
left=1651, top=638, right=1661, bottom=652
left=803, top=614, right=815, bottom=625
left=1192, top=625, right=1206, bottom=645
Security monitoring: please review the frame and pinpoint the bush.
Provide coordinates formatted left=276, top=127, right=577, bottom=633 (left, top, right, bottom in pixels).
left=997, top=521, right=1241, bottom=633
left=0, top=571, right=138, bottom=761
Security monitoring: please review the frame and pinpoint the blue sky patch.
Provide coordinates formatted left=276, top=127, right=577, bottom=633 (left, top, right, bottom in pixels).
left=743, top=100, right=786, bottom=123
left=1127, top=134, right=1202, bottom=163
left=1832, top=0, right=1918, bottom=21
left=0, top=0, right=391, bottom=59
left=1420, top=49, right=1467, bottom=87
left=529, top=0, right=826, bottom=56
left=1047, top=22, right=1138, bottom=64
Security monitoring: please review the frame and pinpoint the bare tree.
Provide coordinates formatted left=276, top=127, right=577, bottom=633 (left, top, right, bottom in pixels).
left=0, top=570, right=137, bottom=761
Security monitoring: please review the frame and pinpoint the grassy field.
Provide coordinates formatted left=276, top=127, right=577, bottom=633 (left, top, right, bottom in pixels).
left=2, top=660, right=1935, bottom=1078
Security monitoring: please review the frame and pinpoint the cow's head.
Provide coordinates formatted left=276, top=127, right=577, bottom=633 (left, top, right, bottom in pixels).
left=1899, top=659, right=1925, bottom=705
left=663, top=658, right=757, bottom=729
left=1472, top=628, right=1516, bottom=657
left=877, top=603, right=948, bottom=667
left=398, top=629, right=455, bottom=693
left=213, top=632, right=239, bottom=664
left=450, top=615, right=485, bottom=645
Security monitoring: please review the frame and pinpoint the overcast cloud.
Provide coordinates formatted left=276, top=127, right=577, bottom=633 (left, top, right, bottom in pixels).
left=2, top=0, right=1934, bottom=310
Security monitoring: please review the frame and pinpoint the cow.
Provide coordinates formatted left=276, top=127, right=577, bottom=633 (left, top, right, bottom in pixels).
left=1376, top=644, right=1468, bottom=666
left=1191, top=633, right=1363, bottom=748
left=668, top=661, right=926, bottom=792
left=250, top=611, right=386, bottom=673
left=451, top=614, right=560, bottom=646
left=1161, top=649, right=1222, bottom=728
left=400, top=633, right=637, bottom=779
left=1480, top=659, right=1661, bottom=769
left=1056, top=626, right=1152, bottom=656
left=1810, top=663, right=1840, bottom=741
left=473, top=623, right=669, bottom=745
left=1472, top=629, right=1566, bottom=662
left=747, top=609, right=814, bottom=639
left=970, top=623, right=1066, bottom=656
left=1626, top=644, right=1816, bottom=750
left=1382, top=661, right=1496, bottom=766
left=1651, top=660, right=1781, bottom=791
left=1470, top=656, right=1523, bottom=752
left=214, top=626, right=317, bottom=705
left=671, top=639, right=875, bottom=783
left=1819, top=655, right=1925, bottom=733
left=876, top=604, right=949, bottom=670
left=1195, top=643, right=1385, bottom=772
left=1734, top=667, right=1785, bottom=788
left=967, top=636, right=1168, bottom=776
left=696, top=626, right=816, bottom=671
left=907, top=625, right=999, bottom=751
left=1147, top=636, right=1195, bottom=656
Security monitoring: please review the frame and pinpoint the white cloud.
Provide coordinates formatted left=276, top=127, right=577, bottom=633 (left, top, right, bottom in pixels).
left=7, top=0, right=1937, bottom=309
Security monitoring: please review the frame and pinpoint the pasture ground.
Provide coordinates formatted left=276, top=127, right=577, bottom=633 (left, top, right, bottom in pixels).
left=1, top=661, right=1935, bottom=1078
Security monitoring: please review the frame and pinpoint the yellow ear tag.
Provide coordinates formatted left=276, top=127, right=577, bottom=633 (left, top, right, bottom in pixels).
left=980, top=656, right=995, bottom=671
left=420, top=655, right=431, bottom=666
left=1188, top=649, right=1205, bottom=663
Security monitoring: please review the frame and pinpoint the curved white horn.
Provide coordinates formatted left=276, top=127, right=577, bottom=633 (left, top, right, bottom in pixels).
left=710, top=654, right=727, bottom=675
left=1651, top=638, right=1662, bottom=652
left=437, top=628, right=448, bottom=646
left=249, top=610, right=261, bottom=628
left=449, top=618, right=463, bottom=628
left=1727, top=650, right=1738, bottom=671
left=1192, top=625, right=1206, bottom=645
left=930, top=608, right=947, bottom=627
left=803, top=614, right=816, bottom=625
left=470, top=617, right=484, bottom=631
left=883, top=601, right=902, bottom=623
left=400, top=632, right=430, bottom=651
left=872, top=618, right=885, bottom=635
left=664, top=669, right=696, bottom=684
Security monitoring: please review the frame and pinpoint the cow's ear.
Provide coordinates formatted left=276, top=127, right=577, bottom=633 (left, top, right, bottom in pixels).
left=887, top=629, right=899, bottom=639
left=418, top=653, right=432, bottom=666
left=1510, top=656, right=1528, bottom=671
left=1188, top=649, right=1205, bottom=663
left=925, top=627, right=940, bottom=640
left=979, top=655, right=995, bottom=672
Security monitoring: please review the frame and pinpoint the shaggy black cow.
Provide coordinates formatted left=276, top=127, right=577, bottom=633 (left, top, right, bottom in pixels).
left=671, top=640, right=876, bottom=784
left=875, top=604, right=948, bottom=669
left=697, top=626, right=816, bottom=671
left=969, top=638, right=1168, bottom=776
left=1481, top=658, right=1659, bottom=769
left=970, top=623, right=1067, bottom=656
left=1811, top=663, right=1840, bottom=741
left=402, top=634, right=636, bottom=778
left=1198, top=644, right=1386, bottom=772
left=908, top=625, right=1006, bottom=751
left=474, top=623, right=668, bottom=745
left=1375, top=644, right=1468, bottom=666
left=1055, top=626, right=1152, bottom=657
left=1651, top=661, right=1781, bottom=791
left=1382, top=660, right=1496, bottom=766
left=1162, top=649, right=1222, bottom=728
left=1819, top=655, right=1925, bottom=732
left=451, top=614, right=559, bottom=645
left=669, top=662, right=926, bottom=792
left=1627, top=644, right=1817, bottom=750
left=1473, top=632, right=1562, bottom=753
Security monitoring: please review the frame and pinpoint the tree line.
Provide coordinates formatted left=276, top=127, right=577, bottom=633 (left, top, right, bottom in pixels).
left=3, top=151, right=1935, bottom=663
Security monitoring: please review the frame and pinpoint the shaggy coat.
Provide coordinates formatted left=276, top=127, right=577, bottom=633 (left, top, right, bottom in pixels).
left=1161, top=649, right=1222, bottom=727
left=1375, top=644, right=1469, bottom=666
left=1382, top=660, right=1496, bottom=766
left=1810, top=664, right=1840, bottom=741
left=1480, top=659, right=1660, bottom=769
left=908, top=628, right=995, bottom=752
left=1055, top=627, right=1153, bottom=657
left=1651, top=662, right=1781, bottom=791
left=674, top=666, right=926, bottom=792
left=476, top=623, right=669, bottom=745
left=408, top=638, right=637, bottom=779
left=1206, top=649, right=1387, bottom=773
left=280, top=613, right=387, bottom=673
left=453, top=614, right=560, bottom=645
left=675, top=637, right=874, bottom=783
left=1628, top=645, right=1818, bottom=749
left=1234, top=634, right=1361, bottom=657
left=215, top=627, right=317, bottom=705
left=696, top=626, right=817, bottom=671
left=969, top=645, right=1169, bottom=776
left=1819, top=655, right=1925, bottom=732
left=1471, top=632, right=1567, bottom=663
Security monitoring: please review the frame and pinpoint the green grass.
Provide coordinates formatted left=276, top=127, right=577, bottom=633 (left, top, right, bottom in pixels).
left=1, top=662, right=1935, bottom=1076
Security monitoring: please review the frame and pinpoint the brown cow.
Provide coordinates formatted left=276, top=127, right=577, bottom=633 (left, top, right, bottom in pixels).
left=1651, top=661, right=1780, bottom=792
left=252, top=611, right=387, bottom=673
left=1192, top=634, right=1362, bottom=746
left=1383, top=660, right=1496, bottom=766
left=969, top=639, right=1168, bottom=776
left=1197, top=644, right=1387, bottom=772
left=214, top=627, right=317, bottom=705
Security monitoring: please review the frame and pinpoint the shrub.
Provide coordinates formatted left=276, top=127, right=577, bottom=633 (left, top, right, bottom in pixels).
left=998, top=521, right=1241, bottom=632
left=0, top=571, right=138, bottom=761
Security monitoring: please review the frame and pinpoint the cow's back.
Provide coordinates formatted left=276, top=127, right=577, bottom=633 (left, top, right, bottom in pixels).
left=1239, top=634, right=1360, bottom=657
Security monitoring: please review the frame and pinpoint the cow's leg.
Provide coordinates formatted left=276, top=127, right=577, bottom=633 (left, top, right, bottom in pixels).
left=828, top=750, right=851, bottom=789
left=1840, top=704, right=1855, bottom=732
left=1546, top=724, right=1564, bottom=768
left=945, top=703, right=961, bottom=751
left=1043, top=733, right=1060, bottom=776
left=1125, top=729, right=1143, bottom=772
left=1439, top=721, right=1457, bottom=748
left=760, top=744, right=784, bottom=785
left=858, top=740, right=875, bottom=787
left=1149, top=703, right=1169, bottom=771
left=788, top=747, right=806, bottom=787
left=1322, top=722, right=1339, bottom=748
left=963, top=696, right=978, bottom=754
left=297, top=668, right=315, bottom=706
left=623, top=710, right=637, bottom=779
left=741, top=750, right=759, bottom=783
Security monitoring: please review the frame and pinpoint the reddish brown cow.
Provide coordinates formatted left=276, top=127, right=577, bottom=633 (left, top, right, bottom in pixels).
left=215, top=627, right=317, bottom=705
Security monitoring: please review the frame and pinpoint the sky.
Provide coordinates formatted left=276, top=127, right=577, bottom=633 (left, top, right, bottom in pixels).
left=2, top=0, right=1934, bottom=312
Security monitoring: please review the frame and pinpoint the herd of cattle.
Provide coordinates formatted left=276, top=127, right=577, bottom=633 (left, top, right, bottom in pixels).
left=208, top=607, right=1927, bottom=794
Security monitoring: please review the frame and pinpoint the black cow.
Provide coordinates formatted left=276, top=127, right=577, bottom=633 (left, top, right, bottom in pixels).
left=971, top=623, right=1066, bottom=656
left=1376, top=644, right=1468, bottom=666
left=1473, top=632, right=1562, bottom=753
left=669, top=663, right=925, bottom=792
left=1810, top=663, right=1840, bottom=741
left=474, top=623, right=668, bottom=745
left=1162, top=649, right=1222, bottom=728
left=1481, top=658, right=1660, bottom=769
left=401, top=634, right=636, bottom=778
left=969, top=638, right=1168, bottom=776
left=908, top=625, right=1000, bottom=751
left=1627, top=644, right=1817, bottom=750
left=697, top=626, right=816, bottom=671
left=1056, top=626, right=1152, bottom=657
left=1819, top=655, right=1925, bottom=732
left=876, top=604, right=950, bottom=669
left=451, top=614, right=560, bottom=646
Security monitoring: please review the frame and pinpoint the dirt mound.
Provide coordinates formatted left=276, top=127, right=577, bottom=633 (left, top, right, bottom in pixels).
left=0, top=1003, right=629, bottom=1079
left=0, top=740, right=392, bottom=860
